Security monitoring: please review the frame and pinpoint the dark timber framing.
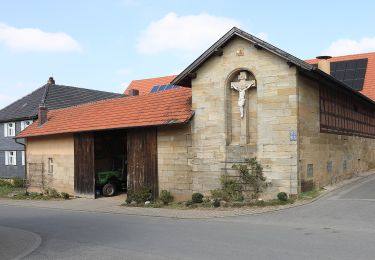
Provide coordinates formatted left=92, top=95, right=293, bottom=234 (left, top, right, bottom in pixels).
left=74, top=133, right=95, bottom=197
left=320, top=84, right=375, bottom=138
left=127, top=127, right=158, bottom=199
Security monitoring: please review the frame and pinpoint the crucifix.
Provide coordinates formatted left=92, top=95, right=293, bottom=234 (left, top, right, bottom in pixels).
left=230, top=71, right=256, bottom=145
left=230, top=71, right=256, bottom=118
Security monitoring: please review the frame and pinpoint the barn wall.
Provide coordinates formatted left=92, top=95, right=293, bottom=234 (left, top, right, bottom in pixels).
left=298, top=75, right=375, bottom=188
left=157, top=124, right=192, bottom=201
left=26, top=134, right=75, bottom=194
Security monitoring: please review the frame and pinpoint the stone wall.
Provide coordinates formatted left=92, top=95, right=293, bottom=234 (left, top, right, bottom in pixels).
left=297, top=75, right=375, bottom=188
left=26, top=134, right=75, bottom=195
left=157, top=124, right=192, bottom=201
left=190, top=36, right=299, bottom=197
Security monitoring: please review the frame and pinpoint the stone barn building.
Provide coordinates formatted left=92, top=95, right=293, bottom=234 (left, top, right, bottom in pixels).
left=17, top=28, right=375, bottom=200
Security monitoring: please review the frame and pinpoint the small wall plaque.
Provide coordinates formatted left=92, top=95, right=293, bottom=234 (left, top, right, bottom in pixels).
left=289, top=130, right=297, bottom=141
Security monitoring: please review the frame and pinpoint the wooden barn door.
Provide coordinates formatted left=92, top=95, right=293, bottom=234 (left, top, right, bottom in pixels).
left=74, top=133, right=95, bottom=198
left=127, top=127, right=158, bottom=199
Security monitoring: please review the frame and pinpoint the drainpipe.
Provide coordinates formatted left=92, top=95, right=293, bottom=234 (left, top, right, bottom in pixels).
left=14, top=138, right=27, bottom=194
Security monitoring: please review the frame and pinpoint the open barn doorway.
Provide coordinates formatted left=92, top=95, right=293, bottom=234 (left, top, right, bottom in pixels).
left=74, top=127, right=157, bottom=199
left=94, top=130, right=127, bottom=197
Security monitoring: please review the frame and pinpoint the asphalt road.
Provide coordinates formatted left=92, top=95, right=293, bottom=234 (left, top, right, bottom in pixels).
left=1, top=175, right=375, bottom=260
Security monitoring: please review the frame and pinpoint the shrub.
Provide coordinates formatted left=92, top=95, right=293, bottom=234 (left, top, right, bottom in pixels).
left=191, top=193, right=204, bottom=203
left=277, top=192, right=288, bottom=202
left=212, top=198, right=220, bottom=208
left=159, top=190, right=173, bottom=205
left=60, top=192, right=70, bottom=200
left=126, top=187, right=152, bottom=204
left=12, top=177, right=24, bottom=188
left=0, top=179, right=13, bottom=187
left=232, top=157, right=267, bottom=196
left=44, top=188, right=61, bottom=198
left=211, top=175, right=243, bottom=202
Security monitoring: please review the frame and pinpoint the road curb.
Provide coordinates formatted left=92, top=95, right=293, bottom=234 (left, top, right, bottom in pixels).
left=0, top=171, right=374, bottom=220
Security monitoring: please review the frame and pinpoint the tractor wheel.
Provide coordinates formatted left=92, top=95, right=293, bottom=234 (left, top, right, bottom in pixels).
left=102, top=183, right=116, bottom=197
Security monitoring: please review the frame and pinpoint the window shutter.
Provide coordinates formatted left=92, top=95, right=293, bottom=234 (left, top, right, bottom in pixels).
left=21, top=151, right=25, bottom=166
left=4, top=124, right=7, bottom=137
left=5, top=151, right=8, bottom=165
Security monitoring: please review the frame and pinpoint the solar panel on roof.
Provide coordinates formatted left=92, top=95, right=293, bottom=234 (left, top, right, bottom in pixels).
left=149, top=84, right=181, bottom=93
left=330, top=58, right=368, bottom=91
left=150, top=86, right=159, bottom=93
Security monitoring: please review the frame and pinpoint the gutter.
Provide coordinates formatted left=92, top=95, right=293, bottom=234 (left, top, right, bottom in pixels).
left=14, top=137, right=28, bottom=194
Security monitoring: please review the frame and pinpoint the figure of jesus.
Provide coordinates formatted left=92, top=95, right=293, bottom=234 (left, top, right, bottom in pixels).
left=230, top=72, right=256, bottom=118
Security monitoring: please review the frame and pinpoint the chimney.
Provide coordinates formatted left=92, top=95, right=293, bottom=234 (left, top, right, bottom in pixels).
left=128, top=89, right=139, bottom=96
left=38, top=105, right=48, bottom=126
left=47, top=77, right=55, bottom=85
left=316, top=56, right=332, bottom=74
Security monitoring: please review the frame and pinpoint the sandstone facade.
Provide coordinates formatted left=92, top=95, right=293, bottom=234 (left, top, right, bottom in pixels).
left=26, top=134, right=74, bottom=194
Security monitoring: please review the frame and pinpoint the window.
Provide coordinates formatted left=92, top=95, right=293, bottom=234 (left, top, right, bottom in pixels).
left=327, top=161, right=333, bottom=174
left=4, top=122, right=15, bottom=137
left=20, top=120, right=33, bottom=131
left=307, top=164, right=313, bottom=177
left=5, top=151, right=17, bottom=166
left=21, top=151, right=25, bottom=166
left=48, top=158, right=54, bottom=174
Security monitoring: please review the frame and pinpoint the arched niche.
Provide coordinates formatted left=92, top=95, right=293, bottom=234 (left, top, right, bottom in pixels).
left=225, top=69, right=257, bottom=146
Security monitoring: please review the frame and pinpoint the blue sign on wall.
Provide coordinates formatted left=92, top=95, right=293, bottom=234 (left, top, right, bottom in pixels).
left=289, top=130, right=297, bottom=141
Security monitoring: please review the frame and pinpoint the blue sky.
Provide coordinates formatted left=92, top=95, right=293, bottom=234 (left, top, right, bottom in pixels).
left=1, top=0, right=375, bottom=108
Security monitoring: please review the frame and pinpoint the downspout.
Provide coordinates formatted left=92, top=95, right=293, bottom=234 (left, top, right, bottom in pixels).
left=14, top=138, right=27, bottom=194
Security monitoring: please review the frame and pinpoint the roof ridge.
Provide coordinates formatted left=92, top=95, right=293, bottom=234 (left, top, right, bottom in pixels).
left=130, top=75, right=176, bottom=82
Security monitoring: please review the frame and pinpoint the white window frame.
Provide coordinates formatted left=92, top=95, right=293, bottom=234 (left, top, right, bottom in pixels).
left=5, top=151, right=17, bottom=166
left=4, top=122, right=16, bottom=137
left=48, top=158, right=54, bottom=174
left=20, top=120, right=33, bottom=131
left=21, top=151, right=25, bottom=166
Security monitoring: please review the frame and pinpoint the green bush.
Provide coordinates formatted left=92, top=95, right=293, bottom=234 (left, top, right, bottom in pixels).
left=12, top=177, right=24, bottom=188
left=60, top=192, right=70, bottom=200
left=277, top=192, right=288, bottom=202
left=232, top=157, right=267, bottom=196
left=159, top=190, right=173, bottom=205
left=191, top=193, right=204, bottom=203
left=126, top=187, right=152, bottom=204
left=0, top=179, right=13, bottom=187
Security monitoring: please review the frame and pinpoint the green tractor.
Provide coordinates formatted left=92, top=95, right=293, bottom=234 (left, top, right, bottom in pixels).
left=95, top=157, right=127, bottom=197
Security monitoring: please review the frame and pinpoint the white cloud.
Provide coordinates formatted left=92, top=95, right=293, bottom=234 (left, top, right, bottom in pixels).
left=323, top=37, right=375, bottom=56
left=0, top=22, right=82, bottom=52
left=136, top=12, right=241, bottom=55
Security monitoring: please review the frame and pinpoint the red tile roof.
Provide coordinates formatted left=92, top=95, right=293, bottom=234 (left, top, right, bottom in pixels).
left=125, top=75, right=176, bottom=96
left=17, top=87, right=192, bottom=138
left=305, top=52, right=375, bottom=100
